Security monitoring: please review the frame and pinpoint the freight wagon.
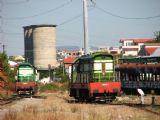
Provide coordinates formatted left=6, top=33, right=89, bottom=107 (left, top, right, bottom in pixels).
left=116, top=56, right=160, bottom=94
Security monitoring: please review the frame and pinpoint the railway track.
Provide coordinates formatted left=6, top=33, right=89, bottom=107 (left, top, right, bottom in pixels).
left=0, top=95, right=22, bottom=106
left=123, top=103, right=160, bottom=116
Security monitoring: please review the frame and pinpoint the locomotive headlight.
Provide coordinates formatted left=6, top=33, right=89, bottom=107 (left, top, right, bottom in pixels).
left=23, top=82, right=27, bottom=85
left=102, top=83, right=108, bottom=86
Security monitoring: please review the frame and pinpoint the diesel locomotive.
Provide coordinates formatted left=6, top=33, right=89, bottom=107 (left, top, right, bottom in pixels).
left=15, top=63, right=37, bottom=95
left=69, top=53, right=121, bottom=101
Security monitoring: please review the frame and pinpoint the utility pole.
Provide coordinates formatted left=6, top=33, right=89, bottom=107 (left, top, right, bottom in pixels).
left=2, top=44, right=5, bottom=53
left=83, top=0, right=89, bottom=55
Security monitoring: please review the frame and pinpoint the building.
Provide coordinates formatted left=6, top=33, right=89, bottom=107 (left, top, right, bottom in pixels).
left=120, top=38, right=154, bottom=56
left=63, top=56, right=77, bottom=79
left=138, top=43, right=160, bottom=56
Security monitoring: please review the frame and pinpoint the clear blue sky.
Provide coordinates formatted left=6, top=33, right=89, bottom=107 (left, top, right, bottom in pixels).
left=1, top=0, right=160, bottom=56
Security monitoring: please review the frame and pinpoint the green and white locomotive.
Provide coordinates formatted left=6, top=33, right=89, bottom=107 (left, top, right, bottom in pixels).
left=15, top=63, right=38, bottom=95
left=70, top=53, right=121, bottom=101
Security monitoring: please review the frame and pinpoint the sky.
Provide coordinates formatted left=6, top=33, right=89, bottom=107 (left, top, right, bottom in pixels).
left=0, top=0, right=160, bottom=56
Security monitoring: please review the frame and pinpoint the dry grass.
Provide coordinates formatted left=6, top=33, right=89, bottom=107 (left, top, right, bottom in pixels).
left=3, top=110, right=17, bottom=120
left=1, top=92, right=160, bottom=120
left=71, top=105, right=80, bottom=113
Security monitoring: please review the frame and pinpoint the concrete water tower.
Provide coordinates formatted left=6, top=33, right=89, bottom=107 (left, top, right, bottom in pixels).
left=24, top=24, right=57, bottom=70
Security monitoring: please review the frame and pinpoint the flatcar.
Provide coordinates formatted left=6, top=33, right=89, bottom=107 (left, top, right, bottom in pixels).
left=15, top=63, right=37, bottom=95
left=69, top=53, right=121, bottom=101
left=116, top=56, right=160, bottom=94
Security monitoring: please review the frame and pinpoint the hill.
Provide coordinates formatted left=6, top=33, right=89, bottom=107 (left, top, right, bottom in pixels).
left=57, top=46, right=80, bottom=51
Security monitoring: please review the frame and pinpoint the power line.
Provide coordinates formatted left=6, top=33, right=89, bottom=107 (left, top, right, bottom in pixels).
left=4, top=0, right=30, bottom=5
left=4, top=0, right=72, bottom=20
left=96, top=5, right=160, bottom=20
left=58, top=7, right=95, bottom=26
left=3, top=32, right=23, bottom=35
left=58, top=14, right=82, bottom=26
left=3, top=8, right=95, bottom=34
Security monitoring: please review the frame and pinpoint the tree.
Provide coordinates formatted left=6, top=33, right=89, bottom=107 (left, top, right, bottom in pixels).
left=0, top=52, right=15, bottom=82
left=154, top=31, right=160, bottom=42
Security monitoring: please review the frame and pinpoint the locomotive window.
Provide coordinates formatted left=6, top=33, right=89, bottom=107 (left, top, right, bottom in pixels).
left=72, top=64, right=78, bottom=83
left=84, top=64, right=90, bottom=71
left=94, top=63, right=102, bottom=70
left=79, top=63, right=91, bottom=72
left=19, top=68, right=33, bottom=76
left=105, top=63, right=113, bottom=70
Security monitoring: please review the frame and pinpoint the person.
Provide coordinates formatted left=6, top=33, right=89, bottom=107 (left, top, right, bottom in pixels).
left=137, top=88, right=145, bottom=104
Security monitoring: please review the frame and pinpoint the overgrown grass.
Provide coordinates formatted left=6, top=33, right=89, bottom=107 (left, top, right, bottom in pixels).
left=39, top=82, right=68, bottom=92
left=2, top=105, right=81, bottom=120
left=2, top=103, right=160, bottom=120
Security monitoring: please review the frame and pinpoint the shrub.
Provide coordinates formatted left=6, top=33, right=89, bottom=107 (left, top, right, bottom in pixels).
left=39, top=81, right=68, bottom=92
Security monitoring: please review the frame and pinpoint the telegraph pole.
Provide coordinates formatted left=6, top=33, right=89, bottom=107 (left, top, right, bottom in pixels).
left=2, top=44, right=5, bottom=53
left=83, top=0, right=89, bottom=55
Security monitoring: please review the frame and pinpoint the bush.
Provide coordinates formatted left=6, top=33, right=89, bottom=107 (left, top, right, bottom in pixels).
left=39, top=82, right=68, bottom=92
left=0, top=52, right=16, bottom=82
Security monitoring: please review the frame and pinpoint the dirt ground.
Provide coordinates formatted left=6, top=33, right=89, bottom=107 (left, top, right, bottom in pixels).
left=0, top=92, right=160, bottom=120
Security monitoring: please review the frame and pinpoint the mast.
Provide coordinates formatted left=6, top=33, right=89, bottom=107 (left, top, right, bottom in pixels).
left=83, top=0, right=89, bottom=55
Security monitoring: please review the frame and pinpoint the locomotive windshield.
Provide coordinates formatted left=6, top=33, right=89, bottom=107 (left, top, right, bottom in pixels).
left=71, top=57, right=93, bottom=83
left=19, top=68, right=34, bottom=76
left=17, top=64, right=36, bottom=82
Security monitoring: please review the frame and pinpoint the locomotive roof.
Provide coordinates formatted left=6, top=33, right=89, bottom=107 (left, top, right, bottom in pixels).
left=18, top=62, right=34, bottom=68
left=73, top=53, right=113, bottom=63
left=92, top=53, right=113, bottom=58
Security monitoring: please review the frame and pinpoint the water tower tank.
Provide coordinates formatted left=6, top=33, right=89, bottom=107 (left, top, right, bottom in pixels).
left=24, top=25, right=57, bottom=70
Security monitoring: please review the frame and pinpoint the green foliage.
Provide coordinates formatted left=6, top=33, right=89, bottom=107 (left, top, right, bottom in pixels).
left=154, top=31, right=160, bottom=42
left=39, top=83, right=59, bottom=92
left=39, top=82, right=68, bottom=92
left=55, top=66, right=68, bottom=82
left=0, top=52, right=16, bottom=82
left=39, top=71, right=50, bottom=79
left=0, top=52, right=10, bottom=72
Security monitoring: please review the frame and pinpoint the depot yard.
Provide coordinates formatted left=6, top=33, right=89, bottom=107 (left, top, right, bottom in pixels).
left=0, top=91, right=160, bottom=120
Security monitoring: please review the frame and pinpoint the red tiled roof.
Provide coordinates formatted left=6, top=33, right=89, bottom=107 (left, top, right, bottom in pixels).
left=145, top=47, right=157, bottom=55
left=133, top=38, right=154, bottom=43
left=63, top=56, right=77, bottom=64
left=120, top=38, right=154, bottom=43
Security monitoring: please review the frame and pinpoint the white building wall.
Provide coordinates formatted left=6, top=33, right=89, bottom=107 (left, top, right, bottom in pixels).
left=123, top=51, right=137, bottom=56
